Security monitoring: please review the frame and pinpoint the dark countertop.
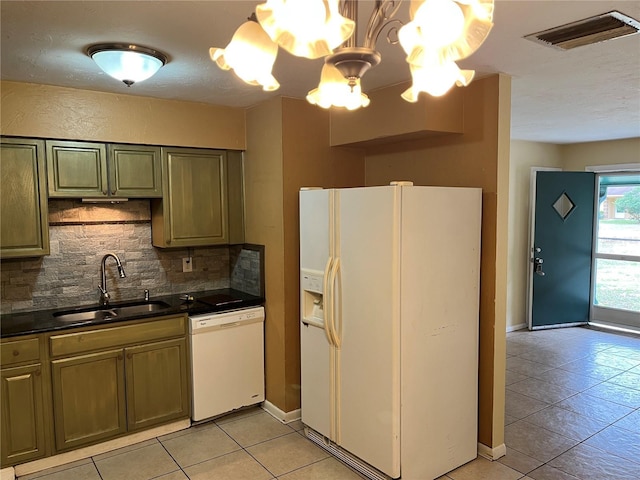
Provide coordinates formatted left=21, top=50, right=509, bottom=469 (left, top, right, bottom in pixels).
left=0, top=288, right=264, bottom=338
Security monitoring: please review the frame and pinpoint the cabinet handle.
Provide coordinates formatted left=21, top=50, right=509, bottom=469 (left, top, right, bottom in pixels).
left=127, top=353, right=133, bottom=360
left=12, top=350, right=19, bottom=357
left=102, top=189, right=108, bottom=195
left=118, top=354, right=124, bottom=360
left=111, top=189, right=116, bottom=195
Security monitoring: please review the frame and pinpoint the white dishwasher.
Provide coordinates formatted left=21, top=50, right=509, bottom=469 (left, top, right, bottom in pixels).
left=189, top=306, right=265, bottom=422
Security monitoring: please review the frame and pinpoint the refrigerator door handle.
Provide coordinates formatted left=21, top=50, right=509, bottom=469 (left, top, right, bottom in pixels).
left=330, top=257, right=342, bottom=348
left=323, top=256, right=335, bottom=346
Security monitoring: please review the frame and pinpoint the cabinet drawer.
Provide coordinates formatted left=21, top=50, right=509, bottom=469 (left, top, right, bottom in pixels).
left=49, top=316, right=186, bottom=357
left=1, top=337, right=40, bottom=366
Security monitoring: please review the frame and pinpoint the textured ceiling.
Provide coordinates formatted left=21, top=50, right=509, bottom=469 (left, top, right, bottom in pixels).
left=1, top=0, right=639, bottom=144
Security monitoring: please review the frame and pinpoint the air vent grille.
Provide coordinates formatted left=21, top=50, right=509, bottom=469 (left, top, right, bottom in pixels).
left=525, top=11, right=640, bottom=50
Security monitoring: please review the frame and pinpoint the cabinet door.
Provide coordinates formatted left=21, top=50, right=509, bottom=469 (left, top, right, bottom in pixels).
left=1, top=364, right=46, bottom=467
left=46, top=140, right=107, bottom=197
left=0, top=138, right=49, bottom=258
left=109, top=144, right=162, bottom=197
left=51, top=350, right=126, bottom=451
left=124, top=338, right=189, bottom=431
left=152, top=147, right=228, bottom=247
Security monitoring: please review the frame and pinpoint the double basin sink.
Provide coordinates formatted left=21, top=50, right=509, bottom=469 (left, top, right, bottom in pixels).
left=53, top=300, right=172, bottom=323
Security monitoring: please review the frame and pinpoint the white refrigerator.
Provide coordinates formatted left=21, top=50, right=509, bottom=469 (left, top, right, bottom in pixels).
left=299, top=183, right=482, bottom=480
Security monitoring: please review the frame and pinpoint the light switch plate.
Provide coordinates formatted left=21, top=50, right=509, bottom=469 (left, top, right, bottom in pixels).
left=182, top=257, right=193, bottom=273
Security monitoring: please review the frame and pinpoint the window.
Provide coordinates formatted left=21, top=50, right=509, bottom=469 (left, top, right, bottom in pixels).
left=592, top=172, right=640, bottom=330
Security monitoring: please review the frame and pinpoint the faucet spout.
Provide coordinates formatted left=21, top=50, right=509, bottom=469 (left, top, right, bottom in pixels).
left=100, top=253, right=126, bottom=305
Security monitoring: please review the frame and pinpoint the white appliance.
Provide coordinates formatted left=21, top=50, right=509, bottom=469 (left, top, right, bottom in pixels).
left=299, top=183, right=481, bottom=480
left=190, top=306, right=265, bottom=422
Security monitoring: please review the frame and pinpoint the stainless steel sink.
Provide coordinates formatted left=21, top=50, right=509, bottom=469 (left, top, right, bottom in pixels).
left=53, top=301, right=171, bottom=323
left=111, top=302, right=171, bottom=317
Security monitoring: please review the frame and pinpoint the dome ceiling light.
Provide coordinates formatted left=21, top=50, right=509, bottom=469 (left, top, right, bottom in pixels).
left=87, top=43, right=168, bottom=87
left=209, top=0, right=494, bottom=110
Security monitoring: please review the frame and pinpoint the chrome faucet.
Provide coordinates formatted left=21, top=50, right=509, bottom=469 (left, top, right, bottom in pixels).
left=98, top=253, right=126, bottom=305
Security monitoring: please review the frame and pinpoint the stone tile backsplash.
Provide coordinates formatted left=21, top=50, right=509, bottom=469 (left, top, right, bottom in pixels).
left=230, top=245, right=263, bottom=297
left=0, top=200, right=262, bottom=314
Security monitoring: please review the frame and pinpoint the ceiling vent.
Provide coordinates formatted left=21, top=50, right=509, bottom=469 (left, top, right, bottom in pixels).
left=524, top=11, right=640, bottom=50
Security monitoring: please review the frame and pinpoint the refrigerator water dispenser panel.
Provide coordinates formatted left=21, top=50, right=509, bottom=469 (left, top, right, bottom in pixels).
left=301, top=270, right=325, bottom=327
left=301, top=270, right=324, bottom=293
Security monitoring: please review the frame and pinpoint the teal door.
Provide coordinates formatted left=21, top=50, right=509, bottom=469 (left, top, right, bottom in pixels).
left=530, top=171, right=596, bottom=329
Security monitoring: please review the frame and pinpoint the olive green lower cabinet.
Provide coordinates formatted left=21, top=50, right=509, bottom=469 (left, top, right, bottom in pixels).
left=48, top=315, right=191, bottom=454
left=1, top=364, right=47, bottom=466
left=125, top=338, right=189, bottom=431
left=0, top=336, right=48, bottom=467
left=50, top=349, right=127, bottom=451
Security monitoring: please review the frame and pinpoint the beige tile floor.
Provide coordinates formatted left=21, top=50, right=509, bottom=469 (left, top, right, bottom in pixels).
left=18, top=326, right=640, bottom=480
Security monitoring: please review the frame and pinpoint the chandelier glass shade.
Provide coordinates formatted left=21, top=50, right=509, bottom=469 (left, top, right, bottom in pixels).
left=209, top=20, right=280, bottom=91
left=401, top=61, right=474, bottom=100
left=399, top=0, right=494, bottom=75
left=88, top=44, right=167, bottom=86
left=256, top=0, right=355, bottom=58
left=307, top=63, right=371, bottom=110
left=209, top=0, right=494, bottom=109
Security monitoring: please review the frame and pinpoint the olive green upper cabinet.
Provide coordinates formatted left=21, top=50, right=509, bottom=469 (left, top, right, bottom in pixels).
left=152, top=147, right=228, bottom=247
left=0, top=138, right=50, bottom=258
left=109, top=144, right=162, bottom=197
left=46, top=140, right=162, bottom=198
left=46, top=140, right=107, bottom=197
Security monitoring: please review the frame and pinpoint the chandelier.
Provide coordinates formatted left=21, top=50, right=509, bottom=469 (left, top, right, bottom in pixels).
left=209, top=0, right=494, bottom=110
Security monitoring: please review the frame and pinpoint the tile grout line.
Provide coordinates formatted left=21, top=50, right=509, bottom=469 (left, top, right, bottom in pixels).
left=91, top=457, right=104, bottom=480
left=156, top=422, right=244, bottom=473
left=239, top=428, right=312, bottom=479
left=155, top=439, right=190, bottom=480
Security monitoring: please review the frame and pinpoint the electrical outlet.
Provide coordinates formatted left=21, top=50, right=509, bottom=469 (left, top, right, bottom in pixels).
left=182, top=257, right=193, bottom=273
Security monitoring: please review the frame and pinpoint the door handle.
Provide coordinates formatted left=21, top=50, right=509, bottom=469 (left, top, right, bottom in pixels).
left=533, top=257, right=545, bottom=276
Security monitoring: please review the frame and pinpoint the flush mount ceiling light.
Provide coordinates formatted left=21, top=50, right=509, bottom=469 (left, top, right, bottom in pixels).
left=209, top=0, right=494, bottom=110
left=87, top=43, right=168, bottom=87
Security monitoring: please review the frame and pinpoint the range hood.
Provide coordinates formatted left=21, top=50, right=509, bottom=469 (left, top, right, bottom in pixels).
left=81, top=197, right=129, bottom=203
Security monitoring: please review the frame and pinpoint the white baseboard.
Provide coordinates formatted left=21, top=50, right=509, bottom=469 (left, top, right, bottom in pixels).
left=0, top=467, right=15, bottom=480
left=506, top=323, right=527, bottom=332
left=478, top=442, right=507, bottom=460
left=262, top=400, right=301, bottom=424
left=14, top=419, right=190, bottom=477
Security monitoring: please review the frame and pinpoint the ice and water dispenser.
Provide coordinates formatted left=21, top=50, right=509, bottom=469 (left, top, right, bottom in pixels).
left=301, top=270, right=324, bottom=327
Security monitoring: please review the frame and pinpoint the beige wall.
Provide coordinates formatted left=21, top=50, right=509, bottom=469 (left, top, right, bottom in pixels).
left=561, top=138, right=640, bottom=172
left=281, top=98, right=365, bottom=411
left=244, top=97, right=288, bottom=409
left=364, top=74, right=510, bottom=451
left=0, top=81, right=245, bottom=149
left=244, top=97, right=365, bottom=413
left=329, top=82, right=464, bottom=147
left=506, top=138, right=640, bottom=332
